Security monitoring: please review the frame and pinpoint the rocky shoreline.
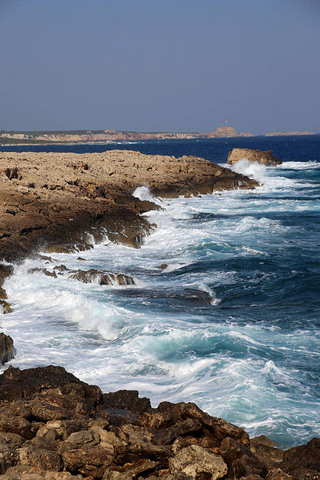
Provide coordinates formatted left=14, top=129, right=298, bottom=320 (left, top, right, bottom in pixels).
left=0, top=150, right=318, bottom=479
left=0, top=365, right=318, bottom=480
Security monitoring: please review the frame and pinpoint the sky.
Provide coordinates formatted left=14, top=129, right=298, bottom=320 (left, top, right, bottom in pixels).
left=0, top=0, right=319, bottom=134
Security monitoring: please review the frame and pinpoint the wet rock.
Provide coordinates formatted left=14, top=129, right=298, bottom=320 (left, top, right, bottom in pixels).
left=169, top=444, right=227, bottom=480
left=227, top=148, right=282, bottom=166
left=0, top=300, right=13, bottom=314
left=28, top=267, right=57, bottom=278
left=68, top=269, right=135, bottom=286
left=0, top=333, right=14, bottom=363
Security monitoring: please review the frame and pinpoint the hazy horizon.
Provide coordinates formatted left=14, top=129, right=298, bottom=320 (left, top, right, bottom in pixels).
left=1, top=0, right=319, bottom=134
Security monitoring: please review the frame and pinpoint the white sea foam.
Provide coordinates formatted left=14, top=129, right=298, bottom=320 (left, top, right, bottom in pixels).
left=279, top=161, right=320, bottom=170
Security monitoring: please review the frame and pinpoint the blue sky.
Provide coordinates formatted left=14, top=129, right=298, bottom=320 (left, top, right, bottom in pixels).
left=0, top=0, right=319, bottom=134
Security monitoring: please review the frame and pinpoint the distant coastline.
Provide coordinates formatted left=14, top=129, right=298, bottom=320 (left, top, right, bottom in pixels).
left=0, top=126, right=316, bottom=145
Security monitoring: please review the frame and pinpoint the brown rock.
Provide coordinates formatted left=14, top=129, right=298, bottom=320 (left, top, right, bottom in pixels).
left=0, top=150, right=258, bottom=262
left=0, top=301, right=13, bottom=314
left=100, top=390, right=151, bottom=415
left=250, top=435, right=283, bottom=462
left=227, top=148, right=282, bottom=166
left=142, top=401, right=250, bottom=447
left=0, top=333, right=14, bottom=363
left=265, top=468, right=293, bottom=480
left=0, top=366, right=83, bottom=402
left=279, top=438, right=320, bottom=480
left=220, top=437, right=267, bottom=479
left=61, top=446, right=113, bottom=478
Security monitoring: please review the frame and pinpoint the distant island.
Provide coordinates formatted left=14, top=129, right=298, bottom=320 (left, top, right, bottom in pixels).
left=0, top=127, right=316, bottom=144
left=265, top=131, right=315, bottom=136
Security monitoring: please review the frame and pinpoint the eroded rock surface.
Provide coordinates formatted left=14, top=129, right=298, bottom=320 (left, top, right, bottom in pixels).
left=227, top=148, right=282, bottom=166
left=0, top=366, right=318, bottom=480
left=0, top=150, right=258, bottom=264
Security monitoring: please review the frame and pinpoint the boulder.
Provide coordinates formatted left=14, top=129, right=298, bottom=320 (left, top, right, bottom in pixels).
left=0, top=333, right=14, bottom=364
left=227, top=148, right=282, bottom=166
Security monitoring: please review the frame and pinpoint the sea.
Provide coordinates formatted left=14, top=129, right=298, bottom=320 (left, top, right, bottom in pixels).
left=1, top=135, right=320, bottom=449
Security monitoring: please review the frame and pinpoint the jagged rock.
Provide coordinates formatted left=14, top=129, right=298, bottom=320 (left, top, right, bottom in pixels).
left=100, top=390, right=151, bottom=414
left=265, top=468, right=293, bottom=480
left=103, top=459, right=157, bottom=479
left=0, top=366, right=318, bottom=480
left=220, top=437, right=267, bottom=479
left=141, top=401, right=250, bottom=448
left=0, top=366, right=83, bottom=401
left=227, top=148, right=282, bottom=166
left=61, top=446, right=113, bottom=478
left=69, top=269, right=135, bottom=286
left=250, top=435, right=284, bottom=461
left=278, top=437, right=320, bottom=480
left=169, top=444, right=227, bottom=480
left=0, top=333, right=14, bottom=363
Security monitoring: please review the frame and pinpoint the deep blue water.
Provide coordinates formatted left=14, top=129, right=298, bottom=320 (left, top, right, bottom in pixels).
left=1, top=135, right=320, bottom=448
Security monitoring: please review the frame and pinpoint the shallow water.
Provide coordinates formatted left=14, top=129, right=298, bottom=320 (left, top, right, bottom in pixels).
left=1, top=136, right=320, bottom=448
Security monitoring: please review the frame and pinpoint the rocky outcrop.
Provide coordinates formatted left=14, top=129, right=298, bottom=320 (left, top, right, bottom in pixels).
left=0, top=366, right=318, bottom=480
left=28, top=266, right=135, bottom=286
left=0, top=150, right=258, bottom=265
left=227, top=148, right=282, bottom=166
left=0, top=333, right=14, bottom=364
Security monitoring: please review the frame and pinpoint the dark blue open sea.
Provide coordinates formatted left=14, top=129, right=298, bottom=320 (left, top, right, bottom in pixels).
left=1, top=136, right=320, bottom=448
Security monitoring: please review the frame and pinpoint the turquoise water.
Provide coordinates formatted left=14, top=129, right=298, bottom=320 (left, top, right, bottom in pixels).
left=1, top=136, right=320, bottom=448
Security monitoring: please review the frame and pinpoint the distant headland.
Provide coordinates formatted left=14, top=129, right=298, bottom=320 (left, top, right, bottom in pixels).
left=0, top=127, right=316, bottom=145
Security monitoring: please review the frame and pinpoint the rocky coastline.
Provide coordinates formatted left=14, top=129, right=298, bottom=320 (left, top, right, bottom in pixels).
left=0, top=365, right=318, bottom=480
left=0, top=150, right=319, bottom=479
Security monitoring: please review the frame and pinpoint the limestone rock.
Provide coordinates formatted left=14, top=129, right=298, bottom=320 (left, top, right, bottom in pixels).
left=0, top=150, right=258, bottom=262
left=169, top=444, right=227, bottom=479
left=227, top=148, right=282, bottom=166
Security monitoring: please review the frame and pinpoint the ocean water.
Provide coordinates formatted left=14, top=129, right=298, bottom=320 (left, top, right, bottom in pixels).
left=1, top=136, right=320, bottom=448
